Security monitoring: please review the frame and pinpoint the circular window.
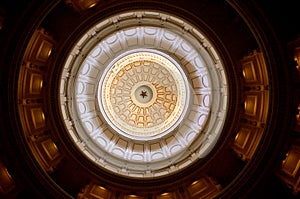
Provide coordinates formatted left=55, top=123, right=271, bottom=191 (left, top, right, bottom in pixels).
left=59, top=10, right=228, bottom=178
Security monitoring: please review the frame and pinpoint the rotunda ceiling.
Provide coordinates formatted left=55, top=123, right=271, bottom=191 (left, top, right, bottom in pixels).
left=3, top=0, right=294, bottom=198
left=59, top=10, right=228, bottom=178
left=99, top=50, right=189, bottom=139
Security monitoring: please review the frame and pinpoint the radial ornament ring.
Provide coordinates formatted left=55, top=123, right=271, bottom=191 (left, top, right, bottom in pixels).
left=59, top=10, right=228, bottom=178
left=99, top=50, right=189, bottom=139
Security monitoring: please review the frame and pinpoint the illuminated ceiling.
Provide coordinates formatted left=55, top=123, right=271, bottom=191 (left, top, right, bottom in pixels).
left=60, top=10, right=228, bottom=178
left=1, top=0, right=297, bottom=198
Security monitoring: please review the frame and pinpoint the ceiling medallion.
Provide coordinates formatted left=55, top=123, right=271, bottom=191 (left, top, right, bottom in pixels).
left=59, top=10, right=228, bottom=178
left=99, top=51, right=189, bottom=139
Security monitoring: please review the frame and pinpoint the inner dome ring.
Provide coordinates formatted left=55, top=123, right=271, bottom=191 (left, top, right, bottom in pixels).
left=59, top=10, right=228, bottom=178
left=98, top=50, right=189, bottom=139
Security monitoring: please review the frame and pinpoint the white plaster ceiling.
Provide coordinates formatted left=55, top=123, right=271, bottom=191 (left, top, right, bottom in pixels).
left=59, top=10, right=228, bottom=178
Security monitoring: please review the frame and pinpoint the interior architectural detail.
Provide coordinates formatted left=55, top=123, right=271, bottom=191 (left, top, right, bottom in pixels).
left=0, top=162, right=15, bottom=194
left=99, top=51, right=188, bottom=138
left=64, top=0, right=100, bottom=13
left=277, top=145, right=300, bottom=195
left=0, top=0, right=299, bottom=198
left=232, top=50, right=269, bottom=161
left=59, top=10, right=228, bottom=178
left=77, top=175, right=222, bottom=199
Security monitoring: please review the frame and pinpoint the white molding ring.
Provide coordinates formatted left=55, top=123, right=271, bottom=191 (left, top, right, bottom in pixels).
left=59, top=10, right=228, bottom=178
left=99, top=49, right=189, bottom=140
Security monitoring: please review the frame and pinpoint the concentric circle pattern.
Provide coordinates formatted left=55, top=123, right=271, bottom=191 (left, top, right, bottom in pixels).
left=133, top=84, right=154, bottom=105
left=59, top=10, right=228, bottom=178
left=100, top=51, right=188, bottom=139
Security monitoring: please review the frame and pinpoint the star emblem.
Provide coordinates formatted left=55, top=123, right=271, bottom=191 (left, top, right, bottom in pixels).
left=140, top=90, right=148, bottom=98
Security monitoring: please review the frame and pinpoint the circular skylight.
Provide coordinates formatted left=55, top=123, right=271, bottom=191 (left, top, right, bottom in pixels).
left=59, top=10, right=228, bottom=178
